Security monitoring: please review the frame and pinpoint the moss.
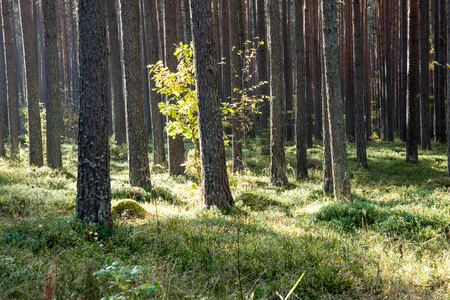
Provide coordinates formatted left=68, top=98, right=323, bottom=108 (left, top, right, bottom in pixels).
left=111, top=199, right=147, bottom=219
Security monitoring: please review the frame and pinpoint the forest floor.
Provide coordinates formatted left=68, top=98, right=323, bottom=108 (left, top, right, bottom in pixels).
left=1, top=138, right=450, bottom=299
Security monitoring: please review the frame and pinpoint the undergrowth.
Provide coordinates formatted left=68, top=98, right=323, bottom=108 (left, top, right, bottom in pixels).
left=0, top=139, right=450, bottom=299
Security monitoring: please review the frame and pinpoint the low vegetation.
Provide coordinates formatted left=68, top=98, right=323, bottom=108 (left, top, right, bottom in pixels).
left=1, top=139, right=450, bottom=299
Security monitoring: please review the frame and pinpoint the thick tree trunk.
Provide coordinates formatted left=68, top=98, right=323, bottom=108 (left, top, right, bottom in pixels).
left=295, top=0, right=307, bottom=179
left=267, top=0, right=287, bottom=186
left=353, top=0, right=367, bottom=168
left=43, top=0, right=62, bottom=169
left=20, top=0, right=44, bottom=167
left=164, top=0, right=185, bottom=176
left=420, top=0, right=431, bottom=150
left=1, top=0, right=19, bottom=155
left=190, top=0, right=234, bottom=208
left=118, top=0, right=151, bottom=187
left=76, top=0, right=111, bottom=225
left=322, top=0, right=351, bottom=201
left=406, top=0, right=419, bottom=162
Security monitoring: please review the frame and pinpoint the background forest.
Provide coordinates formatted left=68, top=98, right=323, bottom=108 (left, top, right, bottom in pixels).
left=1, top=0, right=450, bottom=299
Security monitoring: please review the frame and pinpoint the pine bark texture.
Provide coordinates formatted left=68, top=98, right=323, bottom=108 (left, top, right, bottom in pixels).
left=353, top=0, right=367, bottom=168
left=20, top=0, right=43, bottom=167
left=164, top=0, right=185, bottom=176
left=295, top=0, right=307, bottom=179
left=407, top=0, right=419, bottom=162
left=43, top=0, right=62, bottom=168
left=321, top=0, right=351, bottom=201
left=143, top=0, right=165, bottom=165
left=1, top=0, right=19, bottom=155
left=76, top=0, right=111, bottom=225
left=420, top=0, right=431, bottom=150
left=106, top=0, right=126, bottom=146
left=119, top=0, right=151, bottom=187
left=266, top=0, right=287, bottom=186
left=190, top=0, right=234, bottom=208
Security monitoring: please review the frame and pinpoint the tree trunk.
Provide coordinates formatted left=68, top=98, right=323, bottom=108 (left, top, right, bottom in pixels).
left=106, top=0, right=126, bottom=146
left=353, top=0, right=368, bottom=168
left=118, top=0, right=151, bottom=187
left=406, top=0, right=419, bottom=162
left=190, top=0, right=234, bottom=208
left=0, top=11, right=6, bottom=157
left=399, top=0, right=407, bottom=141
left=420, top=0, right=431, bottom=150
left=282, top=0, right=294, bottom=141
left=164, top=0, right=185, bottom=176
left=267, top=0, right=287, bottom=186
left=20, top=0, right=44, bottom=167
left=1, top=0, right=19, bottom=155
left=143, top=0, right=166, bottom=165
left=438, top=0, right=447, bottom=143
left=447, top=0, right=450, bottom=175
left=295, top=0, right=307, bottom=179
left=230, top=0, right=244, bottom=173
left=322, top=0, right=351, bottom=201
left=256, top=0, right=269, bottom=155
left=43, top=0, right=62, bottom=168
left=76, top=0, right=111, bottom=225
left=312, top=0, right=323, bottom=141
left=345, top=0, right=355, bottom=142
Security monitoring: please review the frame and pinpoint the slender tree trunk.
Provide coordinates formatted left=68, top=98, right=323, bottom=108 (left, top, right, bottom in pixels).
left=1, top=0, right=19, bottom=155
left=143, top=0, right=166, bottom=165
left=305, top=0, right=313, bottom=148
left=256, top=0, right=269, bottom=155
left=322, top=0, right=351, bottom=201
left=106, top=0, right=126, bottom=145
left=282, top=0, right=294, bottom=141
left=267, top=0, right=287, bottom=186
left=20, top=0, right=44, bottom=167
left=183, top=0, right=192, bottom=43
left=420, top=0, right=431, bottom=150
left=295, top=0, right=307, bottom=179
left=0, top=11, right=6, bottom=157
left=353, top=0, right=367, bottom=168
left=312, top=0, right=323, bottom=141
left=118, top=0, right=151, bottom=187
left=76, top=0, right=111, bottom=225
left=345, top=0, right=355, bottom=142
left=322, top=44, right=333, bottom=193
left=164, top=0, right=185, bottom=176
left=406, top=0, right=419, bottom=162
left=399, top=0, right=407, bottom=141
left=43, top=0, right=62, bottom=168
left=190, top=0, right=234, bottom=208
left=438, top=0, right=447, bottom=143
left=230, top=0, right=243, bottom=173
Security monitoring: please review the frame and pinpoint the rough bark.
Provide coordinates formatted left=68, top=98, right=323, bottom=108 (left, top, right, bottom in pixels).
left=76, top=0, right=111, bottom=225
left=267, top=0, right=287, bottom=186
left=420, top=0, right=431, bottom=150
left=118, top=0, right=151, bottom=187
left=1, top=0, right=19, bottom=155
left=20, top=0, right=44, bottom=167
left=322, top=0, right=351, bottom=201
left=295, top=0, right=307, bottom=179
left=353, top=0, right=367, bottom=168
left=190, top=0, right=234, bottom=208
left=164, top=0, right=185, bottom=176
left=43, top=0, right=62, bottom=168
left=106, top=0, right=126, bottom=146
left=143, top=0, right=166, bottom=165
left=406, top=0, right=419, bottom=162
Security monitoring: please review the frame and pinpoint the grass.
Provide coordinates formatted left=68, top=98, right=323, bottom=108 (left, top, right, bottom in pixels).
left=1, top=138, right=450, bottom=299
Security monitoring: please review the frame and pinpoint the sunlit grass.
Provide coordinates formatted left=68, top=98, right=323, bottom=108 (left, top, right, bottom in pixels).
left=0, top=138, right=450, bottom=299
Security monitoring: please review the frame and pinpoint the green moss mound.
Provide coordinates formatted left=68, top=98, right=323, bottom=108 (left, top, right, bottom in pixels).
left=111, top=199, right=147, bottom=219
